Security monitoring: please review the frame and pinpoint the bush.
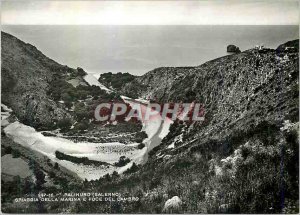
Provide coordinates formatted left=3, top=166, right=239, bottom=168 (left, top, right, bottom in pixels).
left=54, top=162, right=59, bottom=170
left=35, top=170, right=46, bottom=184
left=185, top=90, right=196, bottom=102
left=1, top=68, right=17, bottom=93
left=77, top=67, right=87, bottom=76
left=74, top=103, right=89, bottom=120
left=111, top=171, right=119, bottom=179
left=55, top=151, right=109, bottom=166
left=137, top=143, right=145, bottom=149
left=98, top=72, right=135, bottom=91
left=47, top=79, right=75, bottom=101
left=64, top=100, right=73, bottom=109
left=4, top=146, right=12, bottom=154
left=114, top=156, right=131, bottom=167
left=61, top=92, right=72, bottom=102
left=74, top=121, right=89, bottom=131
left=12, top=149, right=21, bottom=158
left=104, top=173, right=111, bottom=182
left=135, top=131, right=148, bottom=143
left=49, top=171, right=56, bottom=178
left=124, top=162, right=139, bottom=174
left=57, top=118, right=72, bottom=131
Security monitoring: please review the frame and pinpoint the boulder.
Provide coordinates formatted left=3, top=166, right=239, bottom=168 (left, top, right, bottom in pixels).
left=227, top=45, right=241, bottom=53
left=163, top=196, right=182, bottom=213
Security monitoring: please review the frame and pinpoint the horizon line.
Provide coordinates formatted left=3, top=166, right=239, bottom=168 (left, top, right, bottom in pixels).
left=1, top=24, right=299, bottom=26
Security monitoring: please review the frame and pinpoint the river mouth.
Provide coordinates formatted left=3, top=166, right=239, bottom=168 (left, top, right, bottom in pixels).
left=2, top=98, right=173, bottom=180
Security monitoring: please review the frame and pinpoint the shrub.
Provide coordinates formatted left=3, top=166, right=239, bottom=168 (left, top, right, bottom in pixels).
left=135, top=131, right=148, bottom=143
left=57, top=118, right=72, bottom=131
left=54, top=162, right=59, bottom=170
left=137, top=143, right=145, bottom=149
left=124, top=162, right=139, bottom=174
left=114, top=156, right=131, bottom=167
left=98, top=72, right=135, bottom=91
left=111, top=171, right=119, bottom=179
left=47, top=159, right=53, bottom=167
left=185, top=90, right=196, bottom=102
left=4, top=146, right=12, bottom=154
left=104, top=173, right=111, bottom=182
left=77, top=67, right=87, bottom=76
left=12, top=149, right=21, bottom=158
left=74, top=103, right=89, bottom=120
left=1, top=68, right=17, bottom=93
left=35, top=170, right=46, bottom=184
left=64, top=100, right=73, bottom=109
left=74, top=121, right=89, bottom=131
left=61, top=92, right=72, bottom=102
left=49, top=171, right=56, bottom=179
left=55, top=151, right=109, bottom=166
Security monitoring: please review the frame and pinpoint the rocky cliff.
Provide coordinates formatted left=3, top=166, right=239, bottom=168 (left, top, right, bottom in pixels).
left=227, top=44, right=241, bottom=53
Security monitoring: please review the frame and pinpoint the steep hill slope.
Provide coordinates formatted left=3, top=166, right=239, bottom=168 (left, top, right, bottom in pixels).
left=121, top=43, right=298, bottom=143
left=1, top=32, right=117, bottom=130
left=88, top=41, right=299, bottom=213
left=1, top=32, right=74, bottom=129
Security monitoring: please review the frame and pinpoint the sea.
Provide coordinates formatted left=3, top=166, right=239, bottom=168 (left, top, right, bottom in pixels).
left=2, top=25, right=298, bottom=77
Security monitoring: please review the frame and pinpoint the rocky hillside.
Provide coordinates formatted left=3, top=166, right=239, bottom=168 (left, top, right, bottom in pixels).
left=1, top=32, right=119, bottom=130
left=1, top=32, right=75, bottom=129
left=1, top=31, right=298, bottom=213
left=91, top=40, right=299, bottom=213
left=119, top=43, right=299, bottom=156
left=276, top=39, right=299, bottom=52
left=122, top=41, right=298, bottom=139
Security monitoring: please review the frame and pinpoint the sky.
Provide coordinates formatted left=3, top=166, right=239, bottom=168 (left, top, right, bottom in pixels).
left=1, top=0, right=299, bottom=25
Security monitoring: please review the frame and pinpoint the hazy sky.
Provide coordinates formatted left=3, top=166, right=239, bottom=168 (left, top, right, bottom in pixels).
left=2, top=0, right=299, bottom=25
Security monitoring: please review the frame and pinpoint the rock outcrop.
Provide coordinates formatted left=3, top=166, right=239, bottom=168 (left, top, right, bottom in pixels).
left=227, top=44, right=241, bottom=53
